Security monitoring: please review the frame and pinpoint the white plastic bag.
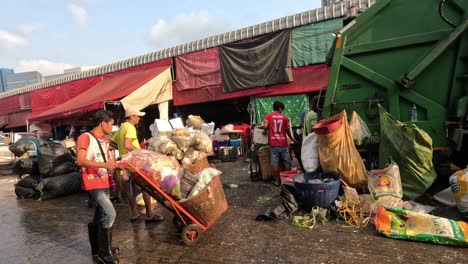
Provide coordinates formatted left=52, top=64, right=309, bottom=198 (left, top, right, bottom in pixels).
left=301, top=133, right=319, bottom=172
left=349, top=111, right=371, bottom=145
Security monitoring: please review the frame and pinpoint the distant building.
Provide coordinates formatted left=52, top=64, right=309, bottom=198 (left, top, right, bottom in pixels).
left=322, top=0, right=342, bottom=6
left=44, top=73, right=71, bottom=82
left=6, top=71, right=44, bottom=91
left=64, top=66, right=98, bottom=74
left=0, top=68, right=14, bottom=93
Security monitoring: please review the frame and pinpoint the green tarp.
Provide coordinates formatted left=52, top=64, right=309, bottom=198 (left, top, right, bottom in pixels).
left=292, top=18, right=343, bottom=67
left=255, top=94, right=308, bottom=126
left=378, top=106, right=437, bottom=200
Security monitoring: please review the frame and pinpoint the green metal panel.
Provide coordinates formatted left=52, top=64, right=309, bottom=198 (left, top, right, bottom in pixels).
left=323, top=0, right=468, bottom=147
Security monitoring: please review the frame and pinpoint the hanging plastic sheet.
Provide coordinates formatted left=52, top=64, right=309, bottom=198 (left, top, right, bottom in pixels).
left=291, top=18, right=343, bottom=67
left=174, top=48, right=222, bottom=91
left=219, top=30, right=292, bottom=92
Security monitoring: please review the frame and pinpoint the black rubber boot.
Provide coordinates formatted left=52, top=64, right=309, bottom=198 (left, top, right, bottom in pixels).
left=97, top=226, right=119, bottom=264
left=109, top=227, right=120, bottom=255
left=89, top=223, right=120, bottom=256
left=87, top=223, right=98, bottom=256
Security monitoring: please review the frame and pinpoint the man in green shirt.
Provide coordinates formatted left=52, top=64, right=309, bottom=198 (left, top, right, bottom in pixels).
left=302, top=96, right=319, bottom=138
left=112, top=104, right=164, bottom=223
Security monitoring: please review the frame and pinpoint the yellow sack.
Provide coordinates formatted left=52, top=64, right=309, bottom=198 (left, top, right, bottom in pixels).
left=316, top=110, right=367, bottom=188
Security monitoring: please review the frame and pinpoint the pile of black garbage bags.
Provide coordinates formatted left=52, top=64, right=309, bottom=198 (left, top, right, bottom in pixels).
left=10, top=137, right=81, bottom=200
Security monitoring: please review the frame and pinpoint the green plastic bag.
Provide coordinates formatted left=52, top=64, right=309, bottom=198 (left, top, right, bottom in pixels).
left=378, top=106, right=436, bottom=200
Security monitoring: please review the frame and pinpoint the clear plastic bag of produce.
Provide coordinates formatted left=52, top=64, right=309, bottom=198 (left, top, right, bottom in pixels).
left=349, top=111, right=371, bottom=146
left=121, top=149, right=182, bottom=198
left=190, top=130, right=213, bottom=154
left=181, top=148, right=207, bottom=167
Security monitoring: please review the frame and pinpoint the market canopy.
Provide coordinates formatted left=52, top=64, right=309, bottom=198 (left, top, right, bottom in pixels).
left=31, top=65, right=171, bottom=122
left=7, top=110, right=31, bottom=128
left=0, top=94, right=31, bottom=116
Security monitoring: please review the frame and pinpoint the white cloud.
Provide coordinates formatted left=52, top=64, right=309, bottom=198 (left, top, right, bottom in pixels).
left=16, top=59, right=75, bottom=76
left=16, top=23, right=43, bottom=35
left=149, top=11, right=230, bottom=48
left=0, top=30, right=27, bottom=49
left=68, top=4, right=88, bottom=26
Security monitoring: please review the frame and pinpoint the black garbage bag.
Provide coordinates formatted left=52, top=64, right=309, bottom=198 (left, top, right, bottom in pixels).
left=9, top=137, right=45, bottom=157
left=37, top=142, right=74, bottom=177
left=48, top=160, right=79, bottom=177
left=15, top=175, right=41, bottom=189
left=15, top=185, right=39, bottom=199
left=280, top=185, right=299, bottom=214
left=12, top=158, right=40, bottom=176
left=35, top=171, right=82, bottom=200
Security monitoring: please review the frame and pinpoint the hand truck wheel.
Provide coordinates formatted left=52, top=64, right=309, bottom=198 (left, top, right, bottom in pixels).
left=181, top=223, right=202, bottom=246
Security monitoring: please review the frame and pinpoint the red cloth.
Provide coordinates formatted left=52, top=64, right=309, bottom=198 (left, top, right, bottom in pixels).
left=31, top=61, right=171, bottom=122
left=31, top=58, right=172, bottom=120
left=175, top=48, right=221, bottom=91
left=174, top=64, right=329, bottom=106
left=264, top=112, right=290, bottom=147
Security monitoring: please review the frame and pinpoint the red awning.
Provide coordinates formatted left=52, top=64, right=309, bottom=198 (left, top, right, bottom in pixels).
left=31, top=59, right=172, bottom=118
left=0, top=115, right=8, bottom=128
left=0, top=94, right=31, bottom=115
left=31, top=65, right=171, bottom=122
left=7, top=110, right=31, bottom=128
left=173, top=64, right=329, bottom=106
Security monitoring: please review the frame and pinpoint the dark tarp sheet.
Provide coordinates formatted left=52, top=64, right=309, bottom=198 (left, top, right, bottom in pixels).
left=173, top=64, right=329, bottom=106
left=175, top=48, right=221, bottom=91
left=219, top=30, right=292, bottom=92
left=292, top=18, right=343, bottom=67
left=255, top=94, right=308, bottom=126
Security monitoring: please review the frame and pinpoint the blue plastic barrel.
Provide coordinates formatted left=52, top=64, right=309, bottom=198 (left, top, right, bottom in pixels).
left=293, top=172, right=340, bottom=211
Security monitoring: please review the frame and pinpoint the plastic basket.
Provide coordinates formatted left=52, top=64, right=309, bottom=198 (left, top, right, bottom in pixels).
left=179, top=175, right=228, bottom=227
left=293, top=172, right=340, bottom=211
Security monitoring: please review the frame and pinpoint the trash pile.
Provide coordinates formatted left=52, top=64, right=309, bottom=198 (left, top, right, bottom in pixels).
left=256, top=105, right=468, bottom=247
left=10, top=138, right=81, bottom=201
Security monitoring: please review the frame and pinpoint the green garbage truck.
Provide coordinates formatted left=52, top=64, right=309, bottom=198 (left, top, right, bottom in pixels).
left=322, top=0, right=468, bottom=167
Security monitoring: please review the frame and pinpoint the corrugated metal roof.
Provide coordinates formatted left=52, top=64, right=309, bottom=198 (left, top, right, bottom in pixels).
left=0, top=0, right=376, bottom=100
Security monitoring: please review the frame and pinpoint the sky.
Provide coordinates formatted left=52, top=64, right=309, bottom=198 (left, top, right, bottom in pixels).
left=1, top=0, right=322, bottom=76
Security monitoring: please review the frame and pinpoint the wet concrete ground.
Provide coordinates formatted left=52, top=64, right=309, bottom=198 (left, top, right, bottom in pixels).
left=0, top=160, right=467, bottom=264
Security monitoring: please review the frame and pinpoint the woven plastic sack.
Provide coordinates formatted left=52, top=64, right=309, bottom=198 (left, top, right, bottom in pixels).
left=316, top=110, right=367, bottom=188
left=190, top=130, right=213, bottom=154
left=375, top=207, right=468, bottom=246
left=349, top=111, right=371, bottom=145
left=449, top=167, right=468, bottom=218
left=378, top=105, right=436, bottom=200
left=121, top=149, right=182, bottom=198
left=368, top=163, right=403, bottom=201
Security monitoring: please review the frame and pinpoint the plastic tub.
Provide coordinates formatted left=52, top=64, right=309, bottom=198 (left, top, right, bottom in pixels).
left=293, top=172, right=340, bottom=211
left=280, top=169, right=300, bottom=186
left=312, top=119, right=342, bottom=135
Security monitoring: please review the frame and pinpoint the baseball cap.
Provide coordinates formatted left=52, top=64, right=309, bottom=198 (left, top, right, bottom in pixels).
left=124, top=104, right=145, bottom=117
